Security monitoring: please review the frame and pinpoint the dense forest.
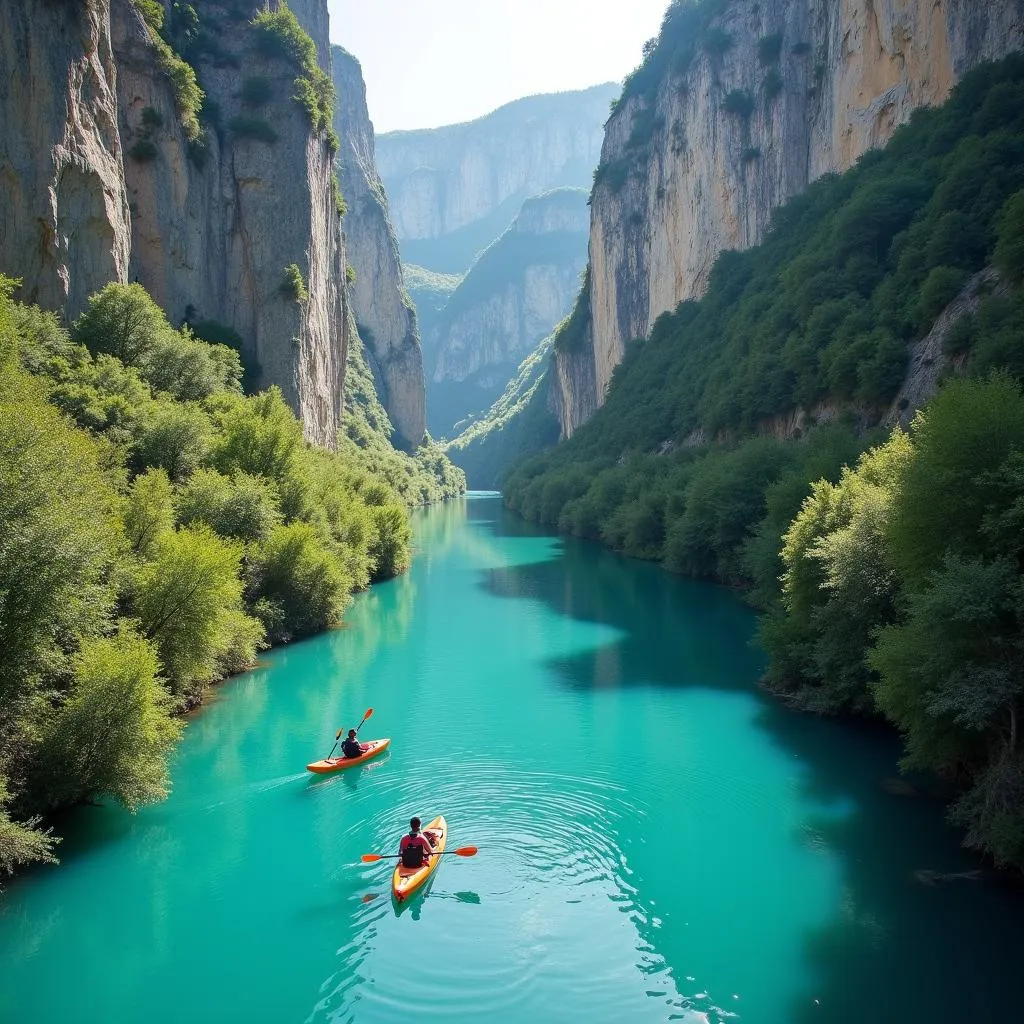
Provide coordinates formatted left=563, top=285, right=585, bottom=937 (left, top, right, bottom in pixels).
left=505, top=55, right=1024, bottom=867
left=0, top=278, right=462, bottom=882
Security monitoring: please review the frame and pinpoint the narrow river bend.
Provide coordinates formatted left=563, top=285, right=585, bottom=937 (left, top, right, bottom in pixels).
left=1, top=494, right=1022, bottom=1023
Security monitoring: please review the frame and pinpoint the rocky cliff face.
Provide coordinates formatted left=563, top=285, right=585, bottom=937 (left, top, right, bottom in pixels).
left=332, top=45, right=425, bottom=449
left=426, top=188, right=588, bottom=436
left=0, top=0, right=348, bottom=448
left=115, top=0, right=346, bottom=447
left=376, top=84, right=619, bottom=273
left=555, top=0, right=1024, bottom=437
left=0, top=0, right=131, bottom=317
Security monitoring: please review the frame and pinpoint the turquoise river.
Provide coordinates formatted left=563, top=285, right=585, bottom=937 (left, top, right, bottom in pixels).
left=1, top=494, right=1022, bottom=1022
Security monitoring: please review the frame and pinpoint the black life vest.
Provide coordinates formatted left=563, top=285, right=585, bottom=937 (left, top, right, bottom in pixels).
left=341, top=737, right=362, bottom=758
left=401, top=834, right=426, bottom=868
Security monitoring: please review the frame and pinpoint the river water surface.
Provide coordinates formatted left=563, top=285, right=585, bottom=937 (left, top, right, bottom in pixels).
left=1, top=494, right=1022, bottom=1022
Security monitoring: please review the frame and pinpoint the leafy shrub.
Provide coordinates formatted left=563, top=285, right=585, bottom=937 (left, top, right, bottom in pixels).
left=280, top=263, right=308, bottom=302
left=141, top=106, right=164, bottom=130
left=228, top=116, right=278, bottom=144
left=241, top=75, right=273, bottom=107
left=702, top=27, right=733, bottom=59
left=758, top=33, right=783, bottom=65
left=763, top=68, right=783, bottom=100
left=331, top=173, right=347, bottom=218
left=251, top=2, right=334, bottom=138
left=723, top=90, right=755, bottom=119
left=129, top=139, right=158, bottom=162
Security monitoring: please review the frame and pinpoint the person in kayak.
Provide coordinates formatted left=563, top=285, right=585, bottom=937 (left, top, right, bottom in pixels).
left=340, top=729, right=369, bottom=759
left=399, top=817, right=435, bottom=868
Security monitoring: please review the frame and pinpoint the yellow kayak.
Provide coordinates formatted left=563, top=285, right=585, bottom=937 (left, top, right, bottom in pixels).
left=392, top=815, right=447, bottom=902
left=306, top=738, right=390, bottom=773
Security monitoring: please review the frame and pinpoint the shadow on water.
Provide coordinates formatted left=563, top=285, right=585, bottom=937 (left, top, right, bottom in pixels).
left=471, top=499, right=1024, bottom=1022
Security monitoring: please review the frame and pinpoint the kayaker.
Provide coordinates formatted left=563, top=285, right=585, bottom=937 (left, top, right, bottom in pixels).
left=340, top=729, right=369, bottom=759
left=399, top=817, right=435, bottom=868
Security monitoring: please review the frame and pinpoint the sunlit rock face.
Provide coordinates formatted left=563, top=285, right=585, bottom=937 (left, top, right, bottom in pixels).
left=0, top=0, right=348, bottom=447
left=555, top=0, right=1024, bottom=438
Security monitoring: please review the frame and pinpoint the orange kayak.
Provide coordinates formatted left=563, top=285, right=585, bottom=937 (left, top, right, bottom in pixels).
left=392, top=815, right=447, bottom=902
left=306, top=737, right=390, bottom=773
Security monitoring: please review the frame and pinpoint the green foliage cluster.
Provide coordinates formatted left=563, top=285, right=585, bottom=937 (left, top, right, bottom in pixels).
left=552, top=269, right=591, bottom=354
left=446, top=336, right=561, bottom=489
left=241, top=75, right=274, bottom=108
left=280, top=263, right=308, bottom=302
left=331, top=173, right=347, bottom=219
left=763, top=67, right=784, bottom=100
left=343, top=326, right=467, bottom=503
left=251, top=1, right=338, bottom=150
left=0, top=278, right=429, bottom=882
left=130, top=0, right=204, bottom=142
left=758, top=33, right=783, bottom=65
left=723, top=89, right=755, bottom=119
left=765, top=377, right=1024, bottom=866
left=503, top=56, right=1024, bottom=866
left=617, top=0, right=731, bottom=108
left=229, top=115, right=278, bottom=145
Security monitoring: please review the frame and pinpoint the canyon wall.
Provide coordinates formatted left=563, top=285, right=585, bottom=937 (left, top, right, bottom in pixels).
left=555, top=0, right=1024, bottom=437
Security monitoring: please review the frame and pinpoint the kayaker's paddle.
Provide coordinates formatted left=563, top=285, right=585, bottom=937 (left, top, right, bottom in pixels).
left=325, top=729, right=343, bottom=759
left=325, top=707, right=374, bottom=760
left=361, top=846, right=478, bottom=863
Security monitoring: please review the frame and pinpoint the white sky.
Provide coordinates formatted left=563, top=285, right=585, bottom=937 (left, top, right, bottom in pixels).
left=326, top=0, right=671, bottom=133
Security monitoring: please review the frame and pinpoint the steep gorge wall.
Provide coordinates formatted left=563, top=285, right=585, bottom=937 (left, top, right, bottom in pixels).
left=555, top=0, right=1024, bottom=437
left=332, top=45, right=425, bottom=448
left=0, top=0, right=131, bottom=317
left=0, top=0, right=348, bottom=448
left=430, top=189, right=588, bottom=386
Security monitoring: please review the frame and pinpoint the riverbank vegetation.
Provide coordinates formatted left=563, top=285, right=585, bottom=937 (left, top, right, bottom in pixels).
left=0, top=279, right=456, bottom=882
left=504, top=55, right=1024, bottom=867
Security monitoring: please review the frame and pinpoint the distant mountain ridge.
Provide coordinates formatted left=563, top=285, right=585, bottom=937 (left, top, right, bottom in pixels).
left=424, top=187, right=589, bottom=437
left=376, top=83, right=618, bottom=274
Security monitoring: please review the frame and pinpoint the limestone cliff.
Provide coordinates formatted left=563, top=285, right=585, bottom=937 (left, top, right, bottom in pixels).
left=0, top=0, right=131, bottom=317
left=113, top=0, right=346, bottom=446
left=556, top=0, right=1024, bottom=437
left=332, top=45, right=425, bottom=449
left=376, top=84, right=619, bottom=274
left=0, top=0, right=348, bottom=448
left=426, top=188, right=588, bottom=436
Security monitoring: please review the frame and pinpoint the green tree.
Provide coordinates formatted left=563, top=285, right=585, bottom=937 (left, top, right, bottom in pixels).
left=133, top=401, right=211, bottom=481
left=176, top=467, right=281, bottom=542
left=133, top=526, right=253, bottom=696
left=249, top=523, right=349, bottom=643
left=994, top=190, right=1024, bottom=283
left=72, top=282, right=170, bottom=366
left=0, top=392, right=121, bottom=712
left=33, top=629, right=182, bottom=810
left=123, top=468, right=175, bottom=558
left=0, top=776, right=56, bottom=883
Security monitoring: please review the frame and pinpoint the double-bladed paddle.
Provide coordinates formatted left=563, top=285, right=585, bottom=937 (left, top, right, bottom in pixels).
left=325, top=707, right=374, bottom=759
left=361, top=846, right=478, bottom=863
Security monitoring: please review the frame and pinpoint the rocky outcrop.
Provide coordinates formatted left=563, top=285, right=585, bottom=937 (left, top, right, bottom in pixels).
left=376, top=84, right=618, bottom=273
left=0, top=0, right=131, bottom=317
left=332, top=45, right=425, bottom=449
left=425, top=188, right=588, bottom=436
left=556, top=0, right=1024, bottom=437
left=0, top=0, right=349, bottom=448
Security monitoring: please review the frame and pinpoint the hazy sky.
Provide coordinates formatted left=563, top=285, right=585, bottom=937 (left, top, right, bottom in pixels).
left=327, top=0, right=670, bottom=134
